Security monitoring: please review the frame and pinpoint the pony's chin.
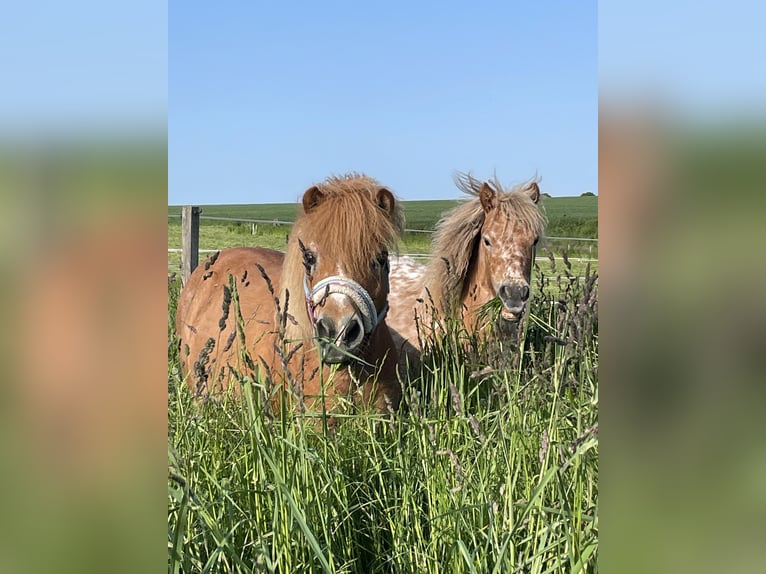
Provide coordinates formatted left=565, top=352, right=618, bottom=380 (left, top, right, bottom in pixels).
left=500, top=308, right=522, bottom=322
left=320, top=353, right=350, bottom=365
left=319, top=348, right=355, bottom=365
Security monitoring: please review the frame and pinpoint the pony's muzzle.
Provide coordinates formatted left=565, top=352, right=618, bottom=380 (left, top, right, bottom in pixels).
left=315, top=313, right=366, bottom=364
left=498, top=282, right=530, bottom=320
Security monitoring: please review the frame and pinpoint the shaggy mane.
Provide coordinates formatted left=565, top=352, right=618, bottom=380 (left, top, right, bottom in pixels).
left=422, top=171, right=547, bottom=310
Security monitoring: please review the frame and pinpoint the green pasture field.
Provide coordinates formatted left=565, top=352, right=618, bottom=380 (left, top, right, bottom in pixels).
left=167, top=195, right=597, bottom=238
left=168, top=195, right=598, bottom=275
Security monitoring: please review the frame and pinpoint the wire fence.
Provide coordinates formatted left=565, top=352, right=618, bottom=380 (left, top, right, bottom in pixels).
left=167, top=213, right=598, bottom=242
left=167, top=213, right=598, bottom=279
left=168, top=250, right=598, bottom=278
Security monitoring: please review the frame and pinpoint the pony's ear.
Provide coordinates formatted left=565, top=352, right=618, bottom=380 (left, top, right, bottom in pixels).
left=302, top=185, right=325, bottom=213
left=375, top=187, right=396, bottom=218
left=479, top=183, right=496, bottom=212
left=523, top=181, right=541, bottom=204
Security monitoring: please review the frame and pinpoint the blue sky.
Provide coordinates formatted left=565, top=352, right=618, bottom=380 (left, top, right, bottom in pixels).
left=0, top=0, right=166, bottom=133
left=599, top=0, right=766, bottom=117
left=2, top=2, right=762, bottom=205
left=169, top=1, right=597, bottom=204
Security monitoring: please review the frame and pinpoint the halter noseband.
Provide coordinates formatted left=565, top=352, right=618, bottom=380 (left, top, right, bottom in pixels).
left=303, top=274, right=388, bottom=335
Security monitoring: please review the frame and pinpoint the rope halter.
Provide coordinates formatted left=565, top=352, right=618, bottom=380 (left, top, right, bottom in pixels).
left=303, top=274, right=388, bottom=336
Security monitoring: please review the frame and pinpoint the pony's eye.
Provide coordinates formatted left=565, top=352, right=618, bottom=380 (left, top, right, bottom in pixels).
left=374, top=250, right=389, bottom=271
left=298, top=239, right=317, bottom=268
left=483, top=236, right=491, bottom=247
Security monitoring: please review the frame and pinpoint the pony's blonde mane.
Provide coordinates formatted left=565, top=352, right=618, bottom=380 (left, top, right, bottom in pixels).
left=280, top=174, right=404, bottom=335
left=422, top=172, right=546, bottom=311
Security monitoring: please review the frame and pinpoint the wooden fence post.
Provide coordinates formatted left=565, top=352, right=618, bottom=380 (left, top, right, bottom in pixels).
left=181, top=206, right=200, bottom=285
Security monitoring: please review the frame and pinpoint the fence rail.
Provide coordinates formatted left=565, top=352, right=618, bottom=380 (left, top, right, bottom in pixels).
left=170, top=207, right=597, bottom=283
left=168, top=213, right=598, bottom=242
left=168, top=249, right=597, bottom=262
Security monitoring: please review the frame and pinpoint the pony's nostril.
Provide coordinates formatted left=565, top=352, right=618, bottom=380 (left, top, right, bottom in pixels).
left=341, top=318, right=363, bottom=349
left=315, top=317, right=336, bottom=341
left=519, top=284, right=529, bottom=302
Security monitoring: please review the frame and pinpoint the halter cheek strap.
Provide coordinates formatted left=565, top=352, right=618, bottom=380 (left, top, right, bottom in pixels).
left=303, top=274, right=388, bottom=335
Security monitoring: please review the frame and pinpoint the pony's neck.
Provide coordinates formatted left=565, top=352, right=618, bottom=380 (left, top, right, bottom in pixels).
left=421, top=203, right=487, bottom=322
left=458, top=240, right=494, bottom=332
left=420, top=259, right=453, bottom=320
left=421, top=233, right=482, bottom=321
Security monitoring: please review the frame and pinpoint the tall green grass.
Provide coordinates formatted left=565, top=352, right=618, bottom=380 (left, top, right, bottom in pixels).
left=168, top=258, right=598, bottom=573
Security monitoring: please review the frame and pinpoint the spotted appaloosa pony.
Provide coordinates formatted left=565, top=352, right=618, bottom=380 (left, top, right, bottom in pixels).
left=175, top=174, right=405, bottom=416
left=386, top=172, right=546, bottom=366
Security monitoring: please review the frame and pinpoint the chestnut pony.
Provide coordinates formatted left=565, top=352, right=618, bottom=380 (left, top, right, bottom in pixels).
left=176, top=174, right=404, bottom=415
left=387, top=172, right=545, bottom=366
